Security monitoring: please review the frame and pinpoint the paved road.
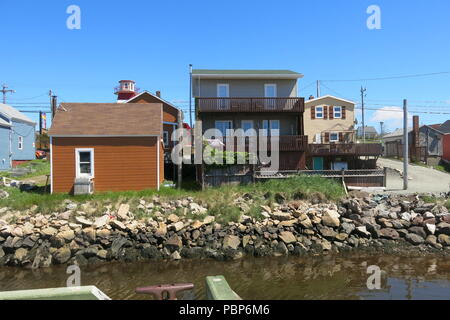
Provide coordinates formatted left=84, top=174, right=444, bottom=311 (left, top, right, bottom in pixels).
left=377, top=158, right=450, bottom=194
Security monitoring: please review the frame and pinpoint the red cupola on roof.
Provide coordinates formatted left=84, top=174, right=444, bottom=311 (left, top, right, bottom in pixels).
left=114, top=80, right=139, bottom=102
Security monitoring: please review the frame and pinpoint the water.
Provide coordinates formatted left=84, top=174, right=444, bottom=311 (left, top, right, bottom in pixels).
left=0, top=253, right=449, bottom=300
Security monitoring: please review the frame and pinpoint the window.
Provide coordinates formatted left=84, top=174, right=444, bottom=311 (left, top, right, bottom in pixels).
left=18, top=136, right=23, bottom=150
left=215, top=120, right=233, bottom=136
left=217, top=84, right=230, bottom=110
left=163, top=131, right=169, bottom=147
left=262, top=120, right=280, bottom=136
left=76, top=148, right=94, bottom=178
left=264, top=84, right=277, bottom=109
left=315, top=106, right=324, bottom=119
left=330, top=132, right=339, bottom=142
left=241, top=120, right=255, bottom=136
left=333, top=106, right=342, bottom=119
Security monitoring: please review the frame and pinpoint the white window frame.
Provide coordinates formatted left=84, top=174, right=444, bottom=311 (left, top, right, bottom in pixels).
left=329, top=132, right=339, bottom=142
left=333, top=106, right=342, bottom=119
left=215, top=120, right=233, bottom=137
left=217, top=83, right=229, bottom=97
left=75, top=148, right=95, bottom=179
left=163, top=131, right=169, bottom=147
left=18, top=136, right=23, bottom=150
left=264, top=84, right=277, bottom=97
left=315, top=106, right=324, bottom=119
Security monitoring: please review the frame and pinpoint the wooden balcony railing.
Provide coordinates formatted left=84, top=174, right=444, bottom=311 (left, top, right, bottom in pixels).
left=196, top=97, right=304, bottom=113
left=308, top=143, right=383, bottom=156
left=221, top=135, right=308, bottom=152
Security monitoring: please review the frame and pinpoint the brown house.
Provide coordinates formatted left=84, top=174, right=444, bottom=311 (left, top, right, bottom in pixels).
left=48, top=103, right=164, bottom=194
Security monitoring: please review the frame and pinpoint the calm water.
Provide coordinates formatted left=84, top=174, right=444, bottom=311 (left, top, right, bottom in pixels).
left=0, top=253, right=450, bottom=300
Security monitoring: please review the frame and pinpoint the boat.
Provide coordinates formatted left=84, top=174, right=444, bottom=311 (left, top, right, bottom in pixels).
left=0, top=275, right=241, bottom=300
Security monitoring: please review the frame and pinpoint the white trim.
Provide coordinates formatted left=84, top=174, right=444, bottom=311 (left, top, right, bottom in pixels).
left=315, top=106, right=324, bottom=119
left=75, top=148, right=95, bottom=179
left=125, top=90, right=182, bottom=113
left=333, top=106, right=342, bottom=119
left=157, top=137, right=160, bottom=191
left=217, top=83, right=229, bottom=97
left=329, top=132, right=339, bottom=142
left=264, top=84, right=277, bottom=97
left=49, top=134, right=160, bottom=138
left=50, top=137, right=53, bottom=194
left=305, top=95, right=355, bottom=106
left=192, top=74, right=303, bottom=80
left=18, top=136, right=23, bottom=150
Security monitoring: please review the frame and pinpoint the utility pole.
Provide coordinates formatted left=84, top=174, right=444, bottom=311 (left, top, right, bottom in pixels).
left=403, top=99, right=408, bottom=190
left=380, top=122, right=384, bottom=137
left=316, top=80, right=321, bottom=97
left=1, top=84, right=15, bottom=104
left=177, top=109, right=183, bottom=189
left=51, top=95, right=57, bottom=119
left=360, top=87, right=367, bottom=142
left=189, top=64, right=193, bottom=128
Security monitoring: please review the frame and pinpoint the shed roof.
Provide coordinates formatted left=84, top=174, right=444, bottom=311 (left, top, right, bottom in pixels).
left=438, top=120, right=450, bottom=134
left=0, top=103, right=35, bottom=125
left=48, top=103, right=162, bottom=137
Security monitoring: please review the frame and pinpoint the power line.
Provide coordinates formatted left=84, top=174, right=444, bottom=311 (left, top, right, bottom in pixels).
left=321, top=70, right=450, bottom=82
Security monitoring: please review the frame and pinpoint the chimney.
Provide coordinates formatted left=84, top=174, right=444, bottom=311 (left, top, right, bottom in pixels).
left=156, top=91, right=161, bottom=98
left=309, top=95, right=314, bottom=100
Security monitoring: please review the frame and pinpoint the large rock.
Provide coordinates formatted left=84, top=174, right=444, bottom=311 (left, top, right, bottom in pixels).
left=75, top=216, right=93, bottom=227
left=405, top=233, right=425, bottom=245
left=57, top=230, right=75, bottom=242
left=319, top=227, right=338, bottom=240
left=13, top=248, right=28, bottom=264
left=117, top=204, right=130, bottom=220
left=438, top=234, right=450, bottom=246
left=53, top=247, right=72, bottom=264
left=93, top=215, right=110, bottom=229
left=110, top=220, right=127, bottom=231
left=167, top=214, right=179, bottom=224
left=270, top=211, right=293, bottom=222
left=379, top=228, right=400, bottom=240
left=409, top=226, right=427, bottom=239
left=321, top=210, right=340, bottom=227
left=437, top=222, right=450, bottom=235
left=165, top=234, right=183, bottom=252
left=279, top=231, right=296, bottom=244
left=223, top=235, right=240, bottom=250
left=341, top=222, right=355, bottom=234
left=355, top=226, right=371, bottom=238
left=41, top=227, right=58, bottom=237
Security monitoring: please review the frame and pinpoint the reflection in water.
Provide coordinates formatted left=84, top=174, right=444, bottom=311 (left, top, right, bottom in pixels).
left=0, top=253, right=449, bottom=300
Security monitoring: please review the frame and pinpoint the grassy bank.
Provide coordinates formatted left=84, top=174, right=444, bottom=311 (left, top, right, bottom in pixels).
left=0, top=159, right=50, bottom=181
left=0, top=175, right=345, bottom=223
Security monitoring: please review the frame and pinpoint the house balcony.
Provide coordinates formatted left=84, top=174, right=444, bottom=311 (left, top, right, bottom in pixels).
left=220, top=135, right=308, bottom=152
left=308, top=143, right=383, bottom=156
left=196, top=97, right=304, bottom=113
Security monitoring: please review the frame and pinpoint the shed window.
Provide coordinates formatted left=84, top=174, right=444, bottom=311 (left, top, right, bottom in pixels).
left=18, top=136, right=23, bottom=150
left=76, top=149, right=94, bottom=178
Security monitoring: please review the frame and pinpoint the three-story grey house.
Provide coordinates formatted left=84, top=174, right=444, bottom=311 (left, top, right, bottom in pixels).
left=193, top=69, right=307, bottom=170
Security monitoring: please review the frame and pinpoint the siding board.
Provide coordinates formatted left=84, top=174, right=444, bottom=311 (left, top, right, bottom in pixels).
left=52, top=137, right=160, bottom=193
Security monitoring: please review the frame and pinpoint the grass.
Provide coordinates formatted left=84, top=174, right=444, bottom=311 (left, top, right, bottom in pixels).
left=0, top=159, right=50, bottom=181
left=0, top=175, right=345, bottom=223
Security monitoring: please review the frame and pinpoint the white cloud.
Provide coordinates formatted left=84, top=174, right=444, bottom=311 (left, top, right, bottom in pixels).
left=370, top=106, right=412, bottom=129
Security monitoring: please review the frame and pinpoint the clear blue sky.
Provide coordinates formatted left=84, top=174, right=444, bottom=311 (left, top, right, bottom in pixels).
left=2, top=0, right=450, bottom=132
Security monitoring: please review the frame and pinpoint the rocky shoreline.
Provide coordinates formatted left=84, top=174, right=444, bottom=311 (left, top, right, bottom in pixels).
left=1, top=192, right=450, bottom=268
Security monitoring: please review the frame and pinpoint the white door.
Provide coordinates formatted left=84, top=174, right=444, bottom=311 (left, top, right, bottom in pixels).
left=217, top=84, right=230, bottom=110
left=264, top=84, right=277, bottom=109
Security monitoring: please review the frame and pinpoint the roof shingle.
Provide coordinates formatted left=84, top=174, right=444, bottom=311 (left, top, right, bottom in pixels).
left=48, top=103, right=162, bottom=136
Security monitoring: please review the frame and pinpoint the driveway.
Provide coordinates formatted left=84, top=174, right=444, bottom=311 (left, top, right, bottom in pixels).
left=377, top=158, right=450, bottom=194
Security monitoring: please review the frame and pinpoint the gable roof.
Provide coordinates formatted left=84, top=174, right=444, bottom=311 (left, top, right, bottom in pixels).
left=192, top=69, right=303, bottom=79
left=125, top=91, right=181, bottom=112
left=48, top=103, right=162, bottom=137
left=0, top=103, right=35, bottom=125
left=0, top=117, right=11, bottom=128
left=438, top=120, right=450, bottom=134
left=305, top=95, right=356, bottom=106
left=381, top=128, right=412, bottom=139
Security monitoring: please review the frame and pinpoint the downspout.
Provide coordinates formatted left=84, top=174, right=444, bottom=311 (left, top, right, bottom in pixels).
left=157, top=136, right=160, bottom=191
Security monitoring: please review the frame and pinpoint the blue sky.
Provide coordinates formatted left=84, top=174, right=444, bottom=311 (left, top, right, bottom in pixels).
left=2, top=0, right=450, bottom=132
